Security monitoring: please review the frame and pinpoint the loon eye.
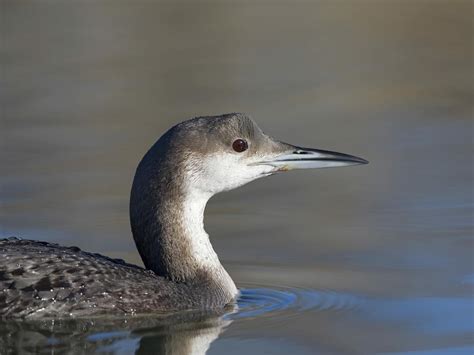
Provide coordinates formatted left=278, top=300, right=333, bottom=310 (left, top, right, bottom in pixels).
left=232, top=139, right=248, bottom=153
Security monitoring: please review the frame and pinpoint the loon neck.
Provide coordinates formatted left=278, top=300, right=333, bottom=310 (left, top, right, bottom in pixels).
left=130, top=155, right=237, bottom=299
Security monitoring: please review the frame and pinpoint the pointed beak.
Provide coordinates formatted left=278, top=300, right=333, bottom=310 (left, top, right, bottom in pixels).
left=253, top=143, right=368, bottom=171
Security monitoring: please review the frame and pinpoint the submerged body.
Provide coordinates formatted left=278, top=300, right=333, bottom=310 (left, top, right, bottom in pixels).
left=1, top=113, right=367, bottom=318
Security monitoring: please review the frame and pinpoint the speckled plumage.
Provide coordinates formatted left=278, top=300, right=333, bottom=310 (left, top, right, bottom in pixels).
left=0, top=238, right=231, bottom=319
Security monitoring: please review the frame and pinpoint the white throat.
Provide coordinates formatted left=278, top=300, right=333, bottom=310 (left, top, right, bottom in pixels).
left=182, top=185, right=238, bottom=298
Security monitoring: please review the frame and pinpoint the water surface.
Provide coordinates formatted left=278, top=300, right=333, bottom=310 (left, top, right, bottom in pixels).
left=1, top=1, right=473, bottom=354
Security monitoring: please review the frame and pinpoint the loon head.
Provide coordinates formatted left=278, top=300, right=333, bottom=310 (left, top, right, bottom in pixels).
left=157, top=112, right=368, bottom=195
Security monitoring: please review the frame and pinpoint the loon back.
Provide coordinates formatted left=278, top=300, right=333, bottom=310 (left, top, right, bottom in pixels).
left=0, top=238, right=229, bottom=318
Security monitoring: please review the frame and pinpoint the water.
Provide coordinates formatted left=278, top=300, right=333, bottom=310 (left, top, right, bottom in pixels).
left=1, top=1, right=473, bottom=354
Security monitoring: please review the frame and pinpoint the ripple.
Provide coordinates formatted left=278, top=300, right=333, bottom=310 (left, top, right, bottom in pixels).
left=232, top=283, right=363, bottom=319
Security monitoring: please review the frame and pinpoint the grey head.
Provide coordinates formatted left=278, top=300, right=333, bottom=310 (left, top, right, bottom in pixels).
left=130, top=113, right=367, bottom=299
left=132, top=113, right=367, bottom=195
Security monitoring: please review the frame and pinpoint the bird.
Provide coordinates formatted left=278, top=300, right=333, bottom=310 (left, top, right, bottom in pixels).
left=0, top=113, right=368, bottom=318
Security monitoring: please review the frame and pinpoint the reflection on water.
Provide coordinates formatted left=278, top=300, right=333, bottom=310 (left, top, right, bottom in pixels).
left=0, top=309, right=232, bottom=354
left=1, top=0, right=473, bottom=354
left=2, top=285, right=473, bottom=353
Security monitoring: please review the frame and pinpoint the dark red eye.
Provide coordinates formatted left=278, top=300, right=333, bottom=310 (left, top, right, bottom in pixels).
left=232, top=139, right=248, bottom=153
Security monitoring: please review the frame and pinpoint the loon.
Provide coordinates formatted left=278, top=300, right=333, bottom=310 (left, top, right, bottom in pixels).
left=0, top=113, right=367, bottom=318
